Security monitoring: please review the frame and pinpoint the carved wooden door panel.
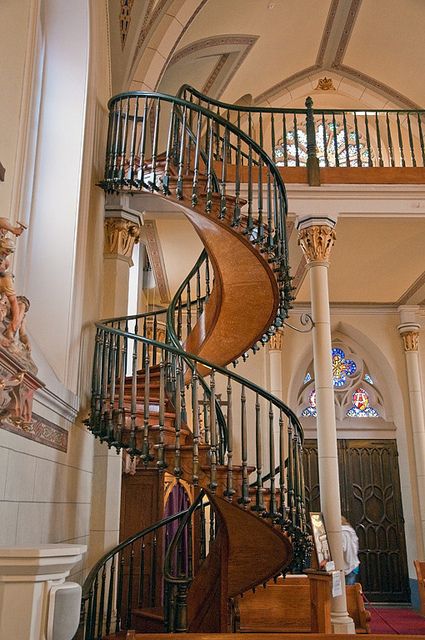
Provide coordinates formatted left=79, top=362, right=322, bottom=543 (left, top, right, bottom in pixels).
left=303, top=439, right=410, bottom=603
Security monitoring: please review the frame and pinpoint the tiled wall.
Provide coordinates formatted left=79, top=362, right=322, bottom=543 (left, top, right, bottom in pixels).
left=0, top=421, right=94, bottom=584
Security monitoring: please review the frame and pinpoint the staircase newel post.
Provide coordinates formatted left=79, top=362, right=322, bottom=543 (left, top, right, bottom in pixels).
left=305, top=96, right=321, bottom=186
left=175, top=583, right=189, bottom=632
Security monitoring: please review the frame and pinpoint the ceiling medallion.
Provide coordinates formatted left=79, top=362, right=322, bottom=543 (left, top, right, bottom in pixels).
left=315, top=77, right=336, bottom=91
left=119, top=0, right=134, bottom=50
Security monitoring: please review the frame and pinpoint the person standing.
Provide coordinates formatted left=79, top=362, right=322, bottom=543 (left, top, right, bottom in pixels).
left=341, top=516, right=360, bottom=584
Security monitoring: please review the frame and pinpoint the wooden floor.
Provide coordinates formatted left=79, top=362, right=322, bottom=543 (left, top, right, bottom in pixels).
left=107, top=633, right=425, bottom=640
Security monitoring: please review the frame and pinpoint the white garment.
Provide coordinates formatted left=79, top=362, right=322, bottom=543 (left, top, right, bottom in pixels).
left=341, top=524, right=360, bottom=575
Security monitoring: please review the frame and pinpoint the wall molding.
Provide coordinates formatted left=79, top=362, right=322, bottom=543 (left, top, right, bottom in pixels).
left=0, top=411, right=68, bottom=452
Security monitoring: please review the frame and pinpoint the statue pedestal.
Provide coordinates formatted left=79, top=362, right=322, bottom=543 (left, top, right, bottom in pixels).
left=0, top=544, right=86, bottom=640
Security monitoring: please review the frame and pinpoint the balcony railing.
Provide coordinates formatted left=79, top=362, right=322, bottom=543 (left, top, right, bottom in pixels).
left=179, top=86, right=425, bottom=185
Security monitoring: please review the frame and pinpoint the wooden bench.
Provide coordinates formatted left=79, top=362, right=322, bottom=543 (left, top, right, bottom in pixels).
left=415, top=560, right=425, bottom=616
left=235, top=574, right=370, bottom=634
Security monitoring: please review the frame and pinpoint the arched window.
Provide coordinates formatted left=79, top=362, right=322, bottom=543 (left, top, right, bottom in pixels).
left=299, top=344, right=383, bottom=420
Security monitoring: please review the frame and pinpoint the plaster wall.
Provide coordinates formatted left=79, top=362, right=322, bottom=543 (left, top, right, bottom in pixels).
left=0, top=0, right=110, bottom=584
left=283, top=306, right=425, bottom=581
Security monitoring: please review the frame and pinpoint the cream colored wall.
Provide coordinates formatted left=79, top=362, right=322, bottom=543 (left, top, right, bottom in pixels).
left=283, top=306, right=424, bottom=580
left=0, top=0, right=111, bottom=585
left=0, top=0, right=32, bottom=216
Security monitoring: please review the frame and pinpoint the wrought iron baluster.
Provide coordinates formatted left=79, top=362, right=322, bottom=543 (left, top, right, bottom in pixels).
left=115, top=553, right=125, bottom=633
left=162, top=102, right=175, bottom=195
left=219, top=125, right=228, bottom=220
left=321, top=113, right=328, bottom=167
left=266, top=169, right=273, bottom=250
left=287, top=421, right=295, bottom=525
left=118, top=97, right=130, bottom=183
left=176, top=105, right=187, bottom=199
left=126, top=544, right=135, bottom=628
left=96, top=565, right=107, bottom=639
left=407, top=113, right=416, bottom=167
left=268, top=401, right=277, bottom=516
left=173, top=361, right=182, bottom=478
left=293, top=114, right=300, bottom=166
left=417, top=113, right=425, bottom=166
left=186, top=282, right=192, bottom=336
left=200, top=501, right=207, bottom=560
left=282, top=113, right=288, bottom=166
left=177, top=295, right=183, bottom=341
left=271, top=112, right=276, bottom=163
left=332, top=113, right=339, bottom=167
left=191, top=369, right=200, bottom=485
left=238, top=385, right=249, bottom=505
left=364, top=112, right=373, bottom=167
left=247, top=116, right=254, bottom=231
left=138, top=99, right=149, bottom=187
left=224, top=377, right=234, bottom=499
left=279, top=411, right=286, bottom=518
left=128, top=334, right=138, bottom=454
left=232, top=128, right=241, bottom=227
left=142, top=348, right=151, bottom=462
left=209, top=370, right=217, bottom=492
left=191, top=110, right=202, bottom=206
left=342, top=111, right=350, bottom=167
left=157, top=357, right=166, bottom=469
left=151, top=533, right=157, bottom=607
left=128, top=97, right=139, bottom=186
left=205, top=118, right=214, bottom=213
left=252, top=393, right=264, bottom=512
left=375, top=112, right=384, bottom=166
left=205, top=255, right=211, bottom=300
left=396, top=112, right=406, bottom=167
left=100, top=332, right=111, bottom=440
left=139, top=538, right=146, bottom=607
left=90, top=575, right=98, bottom=640
left=196, top=267, right=202, bottom=318
left=353, top=111, right=361, bottom=167
left=105, top=556, right=115, bottom=637
left=386, top=113, right=395, bottom=166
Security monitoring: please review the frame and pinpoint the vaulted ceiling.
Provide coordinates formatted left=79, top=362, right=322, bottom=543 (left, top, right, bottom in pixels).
left=108, top=0, right=425, bottom=309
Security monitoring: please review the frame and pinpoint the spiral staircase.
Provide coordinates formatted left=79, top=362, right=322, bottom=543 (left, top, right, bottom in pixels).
left=80, top=89, right=310, bottom=639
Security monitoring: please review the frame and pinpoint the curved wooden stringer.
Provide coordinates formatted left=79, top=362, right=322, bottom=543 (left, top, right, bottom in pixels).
left=82, top=89, right=311, bottom=639
left=186, top=491, right=293, bottom=632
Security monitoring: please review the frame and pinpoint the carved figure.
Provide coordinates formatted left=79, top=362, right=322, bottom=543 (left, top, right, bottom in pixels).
left=0, top=236, right=19, bottom=336
left=0, top=218, right=36, bottom=374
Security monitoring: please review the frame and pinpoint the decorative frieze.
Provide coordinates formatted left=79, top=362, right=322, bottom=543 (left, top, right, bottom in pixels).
left=119, top=0, right=134, bottom=50
left=104, top=218, right=140, bottom=259
left=298, top=224, right=336, bottom=264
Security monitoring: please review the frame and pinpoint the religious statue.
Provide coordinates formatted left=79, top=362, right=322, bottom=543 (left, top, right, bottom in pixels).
left=0, top=217, right=36, bottom=374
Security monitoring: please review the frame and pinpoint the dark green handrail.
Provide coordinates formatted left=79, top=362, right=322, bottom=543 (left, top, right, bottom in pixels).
left=179, top=84, right=425, bottom=174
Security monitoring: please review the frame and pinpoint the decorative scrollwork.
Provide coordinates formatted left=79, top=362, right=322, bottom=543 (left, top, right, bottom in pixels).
left=283, top=313, right=315, bottom=334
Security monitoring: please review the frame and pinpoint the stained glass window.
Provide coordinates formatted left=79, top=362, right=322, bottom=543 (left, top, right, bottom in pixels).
left=301, top=388, right=317, bottom=417
left=304, top=372, right=312, bottom=384
left=332, top=347, right=356, bottom=388
left=346, top=388, right=379, bottom=417
left=274, top=120, right=372, bottom=168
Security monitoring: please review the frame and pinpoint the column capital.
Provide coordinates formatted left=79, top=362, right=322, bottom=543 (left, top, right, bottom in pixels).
left=398, top=322, right=420, bottom=352
left=104, top=216, right=141, bottom=262
left=297, top=219, right=336, bottom=265
left=269, top=329, right=284, bottom=351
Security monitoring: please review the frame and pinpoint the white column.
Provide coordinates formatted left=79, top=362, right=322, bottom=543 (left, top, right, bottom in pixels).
left=297, top=216, right=355, bottom=634
left=0, top=544, right=86, bottom=640
left=398, top=306, right=425, bottom=553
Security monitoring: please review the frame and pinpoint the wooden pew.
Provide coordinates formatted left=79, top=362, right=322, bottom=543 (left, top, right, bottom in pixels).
left=415, top=560, right=425, bottom=616
left=235, top=574, right=370, bottom=634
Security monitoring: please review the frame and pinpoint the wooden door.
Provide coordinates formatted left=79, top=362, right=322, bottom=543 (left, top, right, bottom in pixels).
left=303, top=439, right=410, bottom=603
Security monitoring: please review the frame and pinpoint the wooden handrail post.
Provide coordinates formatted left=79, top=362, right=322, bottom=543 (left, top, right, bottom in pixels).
left=305, top=569, right=332, bottom=633
left=305, top=96, right=321, bottom=186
